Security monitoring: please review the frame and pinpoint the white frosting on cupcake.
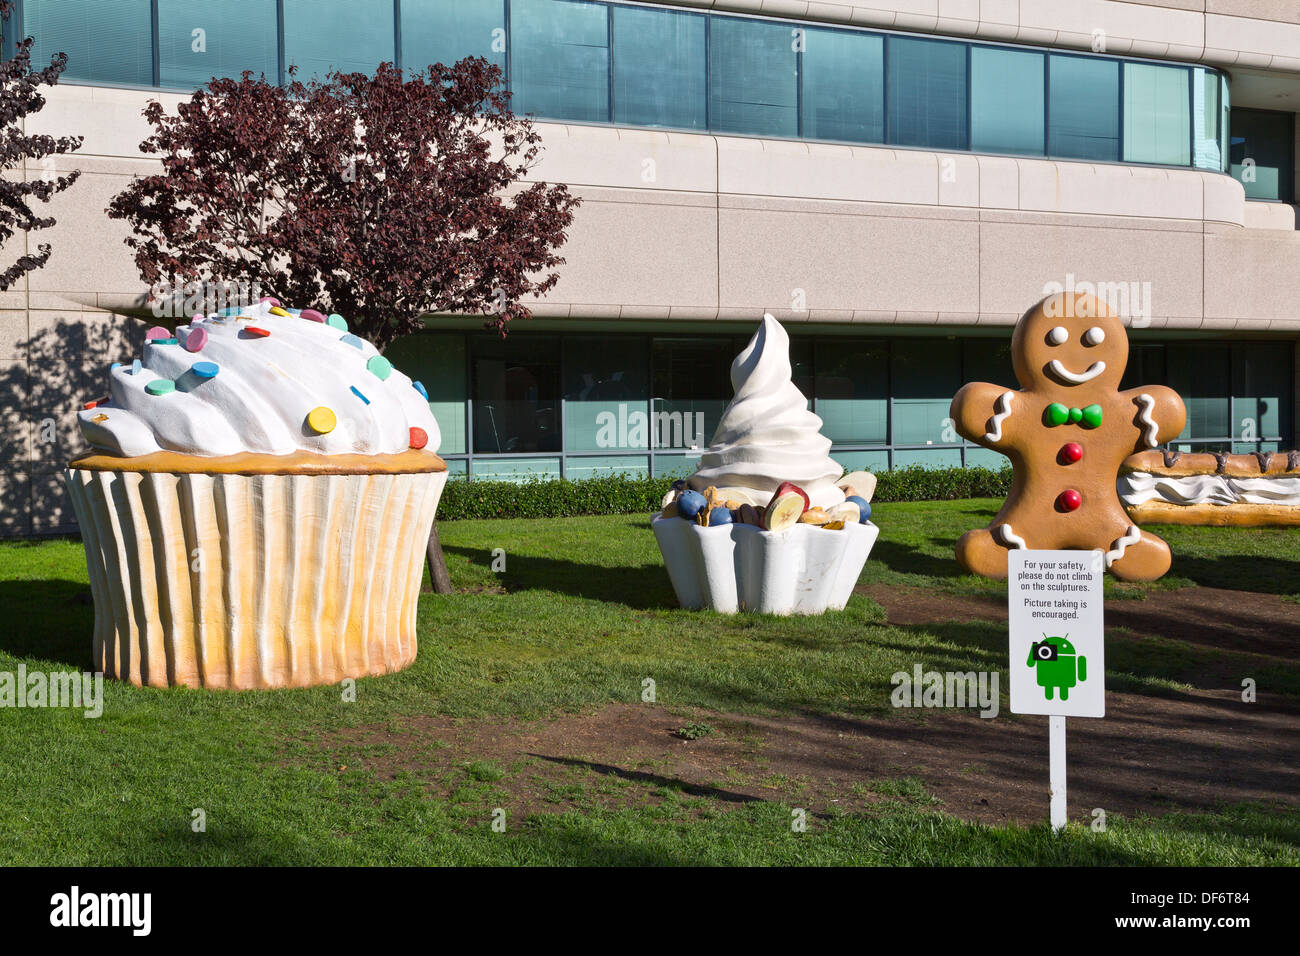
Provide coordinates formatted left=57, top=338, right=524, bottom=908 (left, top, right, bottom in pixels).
left=688, top=314, right=845, bottom=510
left=77, top=300, right=440, bottom=458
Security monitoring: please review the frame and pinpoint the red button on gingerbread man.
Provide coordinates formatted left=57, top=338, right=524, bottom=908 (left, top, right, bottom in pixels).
left=950, top=292, right=1186, bottom=581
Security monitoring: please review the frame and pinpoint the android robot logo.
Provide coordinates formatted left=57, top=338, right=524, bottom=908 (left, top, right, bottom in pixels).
left=1027, top=635, right=1087, bottom=701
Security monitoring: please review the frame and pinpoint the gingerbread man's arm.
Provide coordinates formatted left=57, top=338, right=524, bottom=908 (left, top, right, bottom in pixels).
left=1121, top=385, right=1186, bottom=451
left=951, top=381, right=1019, bottom=448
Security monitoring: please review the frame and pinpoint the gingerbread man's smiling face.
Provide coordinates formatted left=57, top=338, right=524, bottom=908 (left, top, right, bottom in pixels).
left=1011, top=292, right=1128, bottom=393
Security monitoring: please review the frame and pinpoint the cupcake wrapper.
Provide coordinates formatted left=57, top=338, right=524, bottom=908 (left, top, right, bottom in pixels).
left=652, top=516, right=878, bottom=615
left=64, top=468, right=446, bottom=689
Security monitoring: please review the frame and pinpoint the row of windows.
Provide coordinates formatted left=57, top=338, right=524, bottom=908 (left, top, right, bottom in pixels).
left=384, top=331, right=1294, bottom=480
left=17, top=0, right=1231, bottom=172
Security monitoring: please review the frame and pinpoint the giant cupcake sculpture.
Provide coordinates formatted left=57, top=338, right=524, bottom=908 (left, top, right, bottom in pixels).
left=64, top=299, right=447, bottom=690
left=653, top=314, right=878, bottom=614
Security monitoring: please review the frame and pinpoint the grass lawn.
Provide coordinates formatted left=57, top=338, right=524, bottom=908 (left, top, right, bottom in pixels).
left=0, top=499, right=1296, bottom=865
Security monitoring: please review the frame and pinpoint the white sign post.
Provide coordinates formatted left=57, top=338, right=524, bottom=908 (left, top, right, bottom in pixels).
left=1008, top=549, right=1105, bottom=832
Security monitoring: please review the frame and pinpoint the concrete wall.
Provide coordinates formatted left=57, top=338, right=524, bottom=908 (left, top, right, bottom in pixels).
left=4, top=68, right=1300, bottom=535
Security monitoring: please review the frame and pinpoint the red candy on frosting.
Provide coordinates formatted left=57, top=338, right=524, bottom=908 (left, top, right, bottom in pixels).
left=409, top=427, right=428, bottom=450
left=1056, top=489, right=1082, bottom=512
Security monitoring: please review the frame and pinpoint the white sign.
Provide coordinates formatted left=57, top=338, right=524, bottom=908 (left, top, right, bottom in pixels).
left=1008, top=549, right=1105, bottom=719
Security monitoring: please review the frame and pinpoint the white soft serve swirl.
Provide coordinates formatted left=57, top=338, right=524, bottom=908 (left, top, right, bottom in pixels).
left=77, top=300, right=441, bottom=458
left=688, top=314, right=845, bottom=510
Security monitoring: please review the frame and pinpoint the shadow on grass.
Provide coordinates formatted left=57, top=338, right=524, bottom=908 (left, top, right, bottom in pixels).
left=442, top=545, right=678, bottom=610
left=0, top=579, right=93, bottom=668
left=870, top=539, right=968, bottom=579
left=527, top=753, right=768, bottom=808
left=1170, top=554, right=1300, bottom=597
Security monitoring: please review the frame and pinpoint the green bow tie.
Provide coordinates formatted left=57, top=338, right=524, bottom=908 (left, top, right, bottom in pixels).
left=1046, top=402, right=1102, bottom=427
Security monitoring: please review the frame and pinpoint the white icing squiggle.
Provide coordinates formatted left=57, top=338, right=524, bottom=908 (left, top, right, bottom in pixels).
left=1119, top=472, right=1300, bottom=507
left=996, top=524, right=1027, bottom=549
left=984, top=391, right=1014, bottom=443
left=1104, top=524, right=1142, bottom=568
left=689, top=314, right=845, bottom=510
left=1135, top=393, right=1158, bottom=448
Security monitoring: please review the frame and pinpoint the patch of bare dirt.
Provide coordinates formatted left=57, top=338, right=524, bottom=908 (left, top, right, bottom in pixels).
left=301, top=691, right=1299, bottom=827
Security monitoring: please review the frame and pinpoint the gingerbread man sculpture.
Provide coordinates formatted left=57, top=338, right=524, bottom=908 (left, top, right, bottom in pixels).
left=951, top=292, right=1186, bottom=581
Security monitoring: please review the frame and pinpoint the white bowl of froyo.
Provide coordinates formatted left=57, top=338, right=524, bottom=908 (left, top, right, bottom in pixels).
left=652, top=314, right=879, bottom=615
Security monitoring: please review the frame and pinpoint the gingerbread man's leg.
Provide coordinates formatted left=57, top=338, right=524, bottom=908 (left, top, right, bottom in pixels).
left=1103, top=524, right=1172, bottom=582
left=956, top=527, right=1014, bottom=579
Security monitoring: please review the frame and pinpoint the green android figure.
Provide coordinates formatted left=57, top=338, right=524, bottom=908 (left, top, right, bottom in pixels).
left=1027, top=635, right=1087, bottom=701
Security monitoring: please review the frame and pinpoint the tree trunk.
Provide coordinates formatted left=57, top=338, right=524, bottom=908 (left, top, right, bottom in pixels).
left=424, top=520, right=453, bottom=594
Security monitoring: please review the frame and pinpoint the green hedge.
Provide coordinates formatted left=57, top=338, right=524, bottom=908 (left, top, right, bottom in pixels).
left=436, top=465, right=1013, bottom=521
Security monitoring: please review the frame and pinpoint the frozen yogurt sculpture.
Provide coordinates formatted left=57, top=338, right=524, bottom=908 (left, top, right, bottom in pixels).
left=64, top=299, right=447, bottom=689
left=653, top=314, right=879, bottom=614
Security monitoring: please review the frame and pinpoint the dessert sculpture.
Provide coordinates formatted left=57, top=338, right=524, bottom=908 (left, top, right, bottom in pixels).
left=64, top=299, right=447, bottom=690
left=1120, top=449, right=1300, bottom=527
left=950, top=292, right=1186, bottom=581
left=653, top=314, right=879, bottom=614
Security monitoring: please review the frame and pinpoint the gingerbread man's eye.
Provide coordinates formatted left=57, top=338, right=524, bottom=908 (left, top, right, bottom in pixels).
left=1046, top=326, right=1068, bottom=346
left=1083, top=326, right=1106, bottom=346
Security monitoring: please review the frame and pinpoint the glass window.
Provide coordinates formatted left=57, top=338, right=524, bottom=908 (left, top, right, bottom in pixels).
left=1233, top=344, right=1290, bottom=442
left=651, top=338, right=729, bottom=452
left=401, top=0, right=505, bottom=75
left=886, top=36, right=968, bottom=150
left=1119, top=343, right=1166, bottom=394
left=27, top=0, right=153, bottom=86
left=1123, top=63, right=1191, bottom=166
left=1048, top=55, right=1119, bottom=161
left=893, top=448, right=963, bottom=469
left=510, top=0, right=610, bottom=123
left=962, top=338, right=1015, bottom=390
left=564, top=337, right=649, bottom=452
left=814, top=340, right=888, bottom=444
left=653, top=455, right=697, bottom=480
left=1230, top=108, right=1295, bottom=202
left=471, top=335, right=560, bottom=454
left=612, top=5, right=706, bottom=129
left=1219, top=75, right=1232, bottom=176
left=385, top=333, right=468, bottom=455
left=1191, top=67, right=1223, bottom=171
left=971, top=47, right=1044, bottom=156
left=284, top=0, right=394, bottom=81
left=832, top=450, right=890, bottom=473
left=891, top=339, right=962, bottom=445
left=708, top=16, right=798, bottom=137
left=1168, top=344, right=1230, bottom=441
left=158, top=0, right=278, bottom=88
left=965, top=447, right=1009, bottom=469
left=801, top=28, right=884, bottom=144
left=566, top=455, right=651, bottom=479
left=473, top=457, right=561, bottom=481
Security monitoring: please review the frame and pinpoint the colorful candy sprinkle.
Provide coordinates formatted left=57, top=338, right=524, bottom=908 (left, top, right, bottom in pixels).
left=340, top=334, right=364, bottom=350
left=145, top=326, right=170, bottom=340
left=366, top=355, right=392, bottom=380
left=409, top=427, right=428, bottom=450
left=269, top=306, right=291, bottom=317
left=82, top=400, right=98, bottom=410
left=110, top=362, right=121, bottom=373
left=259, top=296, right=281, bottom=307
left=131, top=359, right=142, bottom=375
left=91, top=413, right=108, bottom=423
left=412, top=380, right=428, bottom=400
left=242, top=326, right=271, bottom=338
left=300, top=309, right=327, bottom=323
left=326, top=313, right=347, bottom=331
left=191, top=361, right=219, bottom=379
left=306, top=406, right=337, bottom=434
left=184, top=327, right=208, bottom=352
left=145, top=379, right=176, bottom=396
left=149, top=337, right=179, bottom=346
left=350, top=385, right=370, bottom=405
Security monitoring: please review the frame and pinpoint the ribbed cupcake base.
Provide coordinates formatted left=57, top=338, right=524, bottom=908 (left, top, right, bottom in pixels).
left=63, top=468, right=447, bottom=689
